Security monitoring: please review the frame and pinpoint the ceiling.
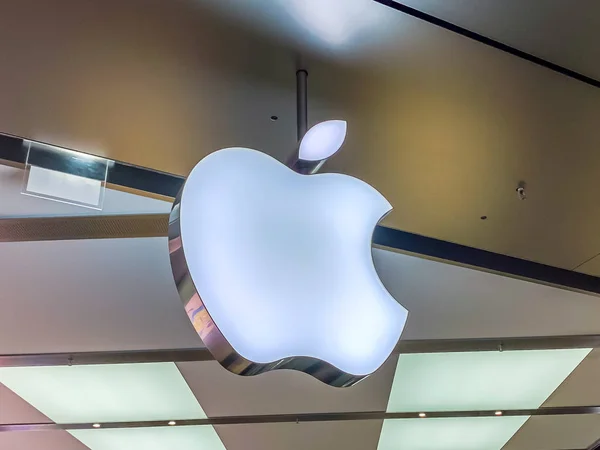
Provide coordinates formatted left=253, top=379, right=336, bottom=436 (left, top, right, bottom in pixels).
left=2, top=170, right=600, bottom=449
left=1, top=0, right=600, bottom=449
left=398, top=0, right=600, bottom=81
left=0, top=0, right=598, bottom=272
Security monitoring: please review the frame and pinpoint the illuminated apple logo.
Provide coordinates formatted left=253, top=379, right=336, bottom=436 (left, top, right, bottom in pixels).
left=169, top=121, right=408, bottom=387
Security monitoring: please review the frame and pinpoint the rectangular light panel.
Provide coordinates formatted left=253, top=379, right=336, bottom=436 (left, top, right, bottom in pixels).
left=71, top=426, right=225, bottom=450
left=0, top=362, right=226, bottom=450
left=0, top=362, right=207, bottom=422
left=379, top=349, right=591, bottom=450
left=378, top=417, right=529, bottom=450
left=386, top=349, right=591, bottom=412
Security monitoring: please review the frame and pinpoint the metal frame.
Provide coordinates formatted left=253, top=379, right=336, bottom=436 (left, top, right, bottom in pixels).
left=2, top=405, right=600, bottom=432
left=2, top=211, right=599, bottom=296
left=1, top=335, right=599, bottom=368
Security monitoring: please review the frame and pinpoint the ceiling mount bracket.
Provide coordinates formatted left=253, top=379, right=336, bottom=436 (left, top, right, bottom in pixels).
left=296, top=69, right=308, bottom=142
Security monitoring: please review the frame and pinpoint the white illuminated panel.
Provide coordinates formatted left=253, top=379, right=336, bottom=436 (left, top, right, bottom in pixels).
left=0, top=363, right=206, bottom=422
left=179, top=148, right=408, bottom=376
left=379, top=349, right=591, bottom=450
left=299, top=120, right=347, bottom=161
left=386, top=349, right=591, bottom=412
left=378, top=417, right=529, bottom=450
left=71, top=426, right=225, bottom=450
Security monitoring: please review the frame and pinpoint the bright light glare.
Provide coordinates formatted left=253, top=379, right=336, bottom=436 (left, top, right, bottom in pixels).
left=282, top=0, right=388, bottom=46
left=180, top=148, right=407, bottom=376
left=299, top=120, right=347, bottom=162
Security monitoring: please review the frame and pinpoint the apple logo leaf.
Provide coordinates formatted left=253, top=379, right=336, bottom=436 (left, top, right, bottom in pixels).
left=299, top=120, right=347, bottom=162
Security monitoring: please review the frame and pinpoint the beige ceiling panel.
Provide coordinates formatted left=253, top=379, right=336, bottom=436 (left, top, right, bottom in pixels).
left=575, top=254, right=600, bottom=277
left=0, top=431, right=88, bottom=450
left=0, top=0, right=599, bottom=268
left=3, top=240, right=600, bottom=355
left=0, top=238, right=201, bottom=354
left=542, top=349, right=600, bottom=407
left=0, top=384, right=51, bottom=425
left=178, top=356, right=397, bottom=417
left=374, top=249, right=600, bottom=340
left=502, top=415, right=600, bottom=450
left=399, top=0, right=600, bottom=80
left=215, top=420, right=383, bottom=450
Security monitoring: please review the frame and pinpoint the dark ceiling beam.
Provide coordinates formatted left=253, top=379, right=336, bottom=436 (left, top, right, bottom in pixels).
left=588, top=437, right=600, bottom=450
left=0, top=335, right=599, bottom=367
left=3, top=213, right=600, bottom=296
left=373, top=0, right=600, bottom=89
left=2, top=405, right=600, bottom=432
left=2, top=132, right=600, bottom=295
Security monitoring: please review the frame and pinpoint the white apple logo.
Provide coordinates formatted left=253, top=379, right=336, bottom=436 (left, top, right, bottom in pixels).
left=169, top=123, right=408, bottom=387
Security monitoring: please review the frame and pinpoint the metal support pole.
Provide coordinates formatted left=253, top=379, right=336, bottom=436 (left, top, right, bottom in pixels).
left=296, top=69, right=308, bottom=142
left=288, top=69, right=323, bottom=174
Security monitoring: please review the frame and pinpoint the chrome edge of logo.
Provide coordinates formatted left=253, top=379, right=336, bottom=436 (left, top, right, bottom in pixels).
left=168, top=187, right=367, bottom=388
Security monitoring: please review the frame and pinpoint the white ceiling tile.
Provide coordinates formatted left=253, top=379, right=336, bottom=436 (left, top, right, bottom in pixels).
left=71, top=426, right=225, bottom=450
left=386, top=349, right=591, bottom=412
left=0, top=363, right=206, bottom=423
left=378, top=417, right=528, bottom=450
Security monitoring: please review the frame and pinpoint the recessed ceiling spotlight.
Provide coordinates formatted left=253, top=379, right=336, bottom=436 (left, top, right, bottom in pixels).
left=270, top=115, right=279, bottom=121
left=418, top=412, right=426, bottom=418
left=168, top=420, right=177, bottom=426
left=92, top=423, right=101, bottom=428
left=495, top=411, right=503, bottom=416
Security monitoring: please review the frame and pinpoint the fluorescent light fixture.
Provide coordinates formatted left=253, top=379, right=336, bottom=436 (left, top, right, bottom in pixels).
left=0, top=363, right=206, bottom=422
left=176, top=148, right=406, bottom=379
left=386, top=349, right=591, bottom=412
left=71, top=426, right=225, bottom=450
left=379, top=350, right=590, bottom=450
left=378, top=417, right=529, bottom=450
left=299, top=120, right=347, bottom=161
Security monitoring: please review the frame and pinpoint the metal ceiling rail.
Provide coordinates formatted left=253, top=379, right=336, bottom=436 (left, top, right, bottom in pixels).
left=2, top=212, right=600, bottom=296
left=373, top=0, right=600, bottom=89
left=2, top=405, right=600, bottom=432
left=2, top=132, right=600, bottom=295
left=1, top=335, right=599, bottom=367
